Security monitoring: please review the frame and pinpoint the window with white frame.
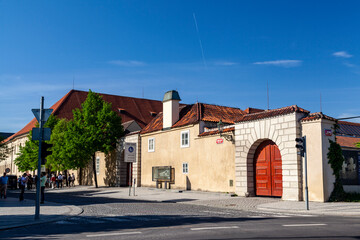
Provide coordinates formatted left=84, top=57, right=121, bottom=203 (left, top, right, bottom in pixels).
left=180, top=130, right=190, bottom=148
left=182, top=162, right=189, bottom=174
left=148, top=138, right=155, bottom=152
left=96, top=157, right=100, bottom=174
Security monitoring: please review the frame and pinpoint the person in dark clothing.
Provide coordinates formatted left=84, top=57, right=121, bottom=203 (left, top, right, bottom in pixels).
left=27, top=174, right=33, bottom=190
left=19, top=173, right=28, bottom=201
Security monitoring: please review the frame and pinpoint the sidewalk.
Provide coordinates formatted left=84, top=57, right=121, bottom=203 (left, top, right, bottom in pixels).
left=0, top=197, right=83, bottom=230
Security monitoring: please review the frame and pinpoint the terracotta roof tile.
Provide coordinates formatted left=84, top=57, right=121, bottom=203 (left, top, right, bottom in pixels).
left=198, top=127, right=234, bottom=137
left=236, top=105, right=309, bottom=122
left=301, top=112, right=337, bottom=122
left=337, top=136, right=360, bottom=148
left=5, top=90, right=163, bottom=142
left=141, top=103, right=244, bottom=134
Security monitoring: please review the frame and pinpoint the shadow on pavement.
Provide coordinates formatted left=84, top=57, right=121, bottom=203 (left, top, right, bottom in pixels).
left=0, top=214, right=273, bottom=239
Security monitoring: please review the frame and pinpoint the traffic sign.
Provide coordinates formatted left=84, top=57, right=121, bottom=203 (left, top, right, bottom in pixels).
left=32, top=128, right=51, bottom=141
left=32, top=109, right=53, bottom=123
left=124, top=143, right=136, bottom=162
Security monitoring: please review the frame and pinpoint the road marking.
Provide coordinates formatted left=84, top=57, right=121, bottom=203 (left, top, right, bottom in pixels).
left=191, top=226, right=239, bottom=231
left=86, top=231, right=142, bottom=237
left=282, top=223, right=327, bottom=227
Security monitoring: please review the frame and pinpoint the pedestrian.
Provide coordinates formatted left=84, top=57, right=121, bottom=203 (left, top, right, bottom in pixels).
left=51, top=174, right=56, bottom=189
left=0, top=172, right=9, bottom=199
left=27, top=174, right=33, bottom=190
left=19, top=173, right=28, bottom=201
left=58, top=173, right=63, bottom=188
left=71, top=173, right=75, bottom=187
left=68, top=174, right=72, bottom=188
left=40, top=173, right=46, bottom=204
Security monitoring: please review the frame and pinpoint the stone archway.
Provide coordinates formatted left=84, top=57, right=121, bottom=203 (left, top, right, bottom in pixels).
left=234, top=112, right=304, bottom=201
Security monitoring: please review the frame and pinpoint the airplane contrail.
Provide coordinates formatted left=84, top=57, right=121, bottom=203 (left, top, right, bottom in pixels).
left=193, top=13, right=207, bottom=69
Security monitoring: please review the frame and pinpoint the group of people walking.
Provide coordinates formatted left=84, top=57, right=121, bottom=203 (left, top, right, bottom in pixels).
left=50, top=173, right=75, bottom=189
left=0, top=171, right=76, bottom=203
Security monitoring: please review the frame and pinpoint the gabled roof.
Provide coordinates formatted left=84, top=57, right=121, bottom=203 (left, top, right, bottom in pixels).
left=141, top=102, right=244, bottom=134
left=236, top=105, right=309, bottom=123
left=5, top=90, right=163, bottom=142
left=301, top=112, right=337, bottom=122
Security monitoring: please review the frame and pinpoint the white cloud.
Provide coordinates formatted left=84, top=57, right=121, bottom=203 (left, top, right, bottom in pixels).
left=253, top=60, right=302, bottom=68
left=214, top=61, right=237, bottom=66
left=109, top=60, right=146, bottom=67
left=333, top=51, right=352, bottom=58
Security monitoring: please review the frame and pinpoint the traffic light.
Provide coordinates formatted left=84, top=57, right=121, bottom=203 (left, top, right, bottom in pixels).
left=295, top=137, right=306, bottom=157
left=41, top=142, right=53, bottom=164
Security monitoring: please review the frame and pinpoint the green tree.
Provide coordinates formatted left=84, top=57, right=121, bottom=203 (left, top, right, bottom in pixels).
left=15, top=115, right=59, bottom=172
left=71, top=90, right=123, bottom=187
left=47, top=119, right=89, bottom=172
left=328, top=139, right=346, bottom=201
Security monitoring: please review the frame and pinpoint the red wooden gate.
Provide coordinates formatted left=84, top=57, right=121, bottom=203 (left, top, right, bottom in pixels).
left=254, top=140, right=282, bottom=197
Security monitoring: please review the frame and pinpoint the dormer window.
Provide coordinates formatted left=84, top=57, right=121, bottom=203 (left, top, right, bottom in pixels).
left=150, top=111, right=157, bottom=117
left=118, top=108, right=126, bottom=113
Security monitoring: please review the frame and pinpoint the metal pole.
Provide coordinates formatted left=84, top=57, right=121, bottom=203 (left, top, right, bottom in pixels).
left=128, top=163, right=132, bottom=196
left=304, top=136, right=309, bottom=210
left=35, top=96, right=44, bottom=220
left=133, top=178, right=136, bottom=196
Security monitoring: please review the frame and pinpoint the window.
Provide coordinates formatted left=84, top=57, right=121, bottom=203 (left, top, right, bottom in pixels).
left=148, top=138, right=155, bottom=152
left=182, top=163, right=189, bottom=174
left=96, top=157, right=100, bottom=175
left=181, top=130, right=190, bottom=148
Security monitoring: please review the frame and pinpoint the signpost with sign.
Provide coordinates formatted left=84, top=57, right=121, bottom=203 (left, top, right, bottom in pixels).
left=124, top=143, right=136, bottom=196
left=32, top=97, right=53, bottom=220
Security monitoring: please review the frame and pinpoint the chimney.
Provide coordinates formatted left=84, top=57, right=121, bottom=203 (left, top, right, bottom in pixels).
left=162, top=90, right=181, bottom=129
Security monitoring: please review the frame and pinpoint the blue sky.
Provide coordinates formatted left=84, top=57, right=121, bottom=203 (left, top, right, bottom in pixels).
left=1, top=0, right=360, bottom=133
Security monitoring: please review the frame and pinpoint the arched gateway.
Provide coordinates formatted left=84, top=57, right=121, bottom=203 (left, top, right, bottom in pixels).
left=254, top=140, right=282, bottom=197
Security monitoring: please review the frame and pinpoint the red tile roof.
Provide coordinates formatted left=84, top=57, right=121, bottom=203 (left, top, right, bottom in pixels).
left=337, top=136, right=360, bottom=149
left=5, top=90, right=163, bottom=142
left=236, top=105, right=309, bottom=122
left=198, top=127, right=235, bottom=137
left=301, top=112, right=337, bottom=122
left=141, top=103, right=244, bottom=134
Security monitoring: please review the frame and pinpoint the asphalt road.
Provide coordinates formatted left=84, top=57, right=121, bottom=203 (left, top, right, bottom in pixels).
left=1, top=189, right=360, bottom=240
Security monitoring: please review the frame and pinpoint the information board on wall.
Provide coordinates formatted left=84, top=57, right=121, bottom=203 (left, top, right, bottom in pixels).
left=152, top=166, right=171, bottom=181
left=124, top=142, right=136, bottom=163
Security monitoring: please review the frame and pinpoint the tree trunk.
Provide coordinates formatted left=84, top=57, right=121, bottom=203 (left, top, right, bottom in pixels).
left=92, top=154, right=98, bottom=188
left=79, top=168, right=82, bottom=185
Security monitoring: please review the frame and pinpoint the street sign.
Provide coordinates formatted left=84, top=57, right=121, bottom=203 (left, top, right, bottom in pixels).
left=124, top=142, right=136, bottom=163
left=32, top=109, right=53, bottom=123
left=325, top=129, right=332, bottom=136
left=216, top=138, right=223, bottom=144
left=5, top=168, right=10, bottom=173
left=32, top=128, right=51, bottom=141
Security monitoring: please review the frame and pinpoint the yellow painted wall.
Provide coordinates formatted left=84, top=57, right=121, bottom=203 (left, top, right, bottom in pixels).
left=141, top=124, right=236, bottom=193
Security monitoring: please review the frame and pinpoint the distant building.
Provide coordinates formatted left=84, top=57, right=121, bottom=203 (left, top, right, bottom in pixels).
left=1, top=90, right=163, bottom=187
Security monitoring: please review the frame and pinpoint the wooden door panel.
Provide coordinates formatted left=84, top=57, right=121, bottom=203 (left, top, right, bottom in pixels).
left=255, top=140, right=282, bottom=197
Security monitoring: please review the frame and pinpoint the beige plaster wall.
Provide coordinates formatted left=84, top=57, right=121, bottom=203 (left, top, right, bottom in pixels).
left=302, top=119, right=336, bottom=202
left=141, top=124, right=236, bottom=193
